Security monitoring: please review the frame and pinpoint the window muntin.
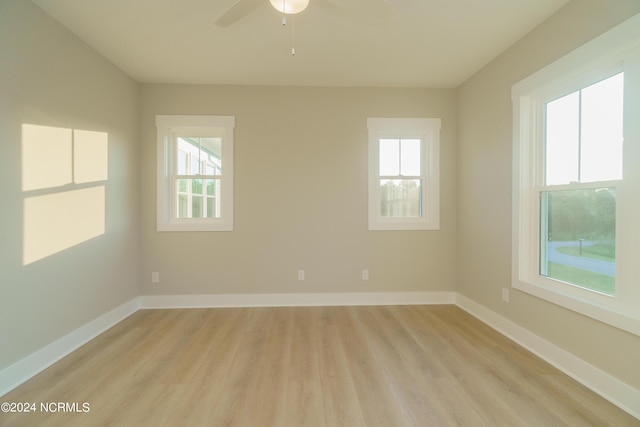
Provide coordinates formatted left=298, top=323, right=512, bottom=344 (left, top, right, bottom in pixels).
left=367, top=118, right=440, bottom=231
left=156, top=115, right=234, bottom=232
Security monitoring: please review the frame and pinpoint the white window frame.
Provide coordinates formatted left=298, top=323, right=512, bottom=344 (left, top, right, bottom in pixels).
left=367, top=117, right=441, bottom=231
left=156, top=115, right=235, bottom=232
left=512, top=13, right=640, bottom=336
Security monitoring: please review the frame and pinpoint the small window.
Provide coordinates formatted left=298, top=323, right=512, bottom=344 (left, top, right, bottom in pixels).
left=367, top=118, right=441, bottom=231
left=156, top=115, right=234, bottom=231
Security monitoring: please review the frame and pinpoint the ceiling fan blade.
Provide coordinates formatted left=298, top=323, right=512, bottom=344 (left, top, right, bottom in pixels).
left=215, top=0, right=264, bottom=27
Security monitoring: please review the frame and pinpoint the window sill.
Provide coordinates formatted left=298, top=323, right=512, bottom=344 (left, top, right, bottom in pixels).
left=368, top=218, right=440, bottom=231
left=157, top=219, right=233, bottom=232
left=512, top=278, right=640, bottom=337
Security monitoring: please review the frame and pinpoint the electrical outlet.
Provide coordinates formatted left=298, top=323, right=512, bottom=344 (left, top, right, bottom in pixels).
left=152, top=272, right=160, bottom=283
left=297, top=270, right=305, bottom=281
left=362, top=269, right=369, bottom=280
left=502, top=288, right=510, bottom=302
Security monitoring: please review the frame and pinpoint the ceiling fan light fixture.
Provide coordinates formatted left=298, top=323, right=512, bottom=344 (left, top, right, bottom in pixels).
left=270, top=0, right=309, bottom=15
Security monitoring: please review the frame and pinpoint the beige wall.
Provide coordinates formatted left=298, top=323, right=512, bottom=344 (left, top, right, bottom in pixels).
left=457, top=0, right=640, bottom=390
left=139, top=85, right=457, bottom=296
left=0, top=0, right=140, bottom=370
left=4, top=0, right=639, bottom=404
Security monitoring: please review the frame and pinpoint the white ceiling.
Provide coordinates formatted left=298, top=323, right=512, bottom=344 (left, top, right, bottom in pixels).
left=32, top=0, right=568, bottom=88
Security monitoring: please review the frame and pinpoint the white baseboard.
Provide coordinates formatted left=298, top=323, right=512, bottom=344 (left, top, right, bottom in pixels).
left=0, top=297, right=140, bottom=397
left=0, top=292, right=452, bottom=396
left=139, top=291, right=456, bottom=309
left=455, top=294, right=640, bottom=420
left=2, top=291, right=638, bottom=421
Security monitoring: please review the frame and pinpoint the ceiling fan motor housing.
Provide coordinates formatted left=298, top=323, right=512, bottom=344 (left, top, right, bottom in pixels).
left=270, top=0, right=310, bottom=14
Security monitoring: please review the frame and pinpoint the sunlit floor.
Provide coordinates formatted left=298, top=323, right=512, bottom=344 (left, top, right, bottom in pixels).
left=1, top=305, right=637, bottom=426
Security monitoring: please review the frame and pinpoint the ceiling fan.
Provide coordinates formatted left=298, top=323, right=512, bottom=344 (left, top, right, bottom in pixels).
left=215, top=0, right=392, bottom=27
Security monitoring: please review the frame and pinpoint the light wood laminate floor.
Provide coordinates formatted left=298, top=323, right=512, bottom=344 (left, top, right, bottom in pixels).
left=1, top=305, right=638, bottom=426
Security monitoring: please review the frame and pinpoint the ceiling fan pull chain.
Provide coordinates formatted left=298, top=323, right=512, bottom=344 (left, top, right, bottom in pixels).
left=291, top=14, right=296, bottom=55
left=275, top=0, right=301, bottom=55
left=282, top=0, right=287, bottom=25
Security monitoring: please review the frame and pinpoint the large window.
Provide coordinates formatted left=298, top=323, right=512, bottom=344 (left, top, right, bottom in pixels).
left=367, top=118, right=441, bottom=230
left=156, top=115, right=235, bottom=231
left=512, top=14, right=640, bottom=335
left=540, top=73, right=622, bottom=296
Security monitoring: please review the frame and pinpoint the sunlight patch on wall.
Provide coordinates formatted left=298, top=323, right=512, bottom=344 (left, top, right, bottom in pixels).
left=22, top=124, right=73, bottom=191
left=21, top=124, right=108, bottom=265
left=23, top=187, right=106, bottom=265
left=73, top=129, right=108, bottom=184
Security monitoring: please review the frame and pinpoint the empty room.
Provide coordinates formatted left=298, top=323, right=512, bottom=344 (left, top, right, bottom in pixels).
left=1, top=0, right=639, bottom=425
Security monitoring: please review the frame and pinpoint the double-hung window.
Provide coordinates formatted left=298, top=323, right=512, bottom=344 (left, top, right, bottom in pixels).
left=156, top=115, right=235, bottom=231
left=512, top=14, right=640, bottom=335
left=367, top=118, right=441, bottom=230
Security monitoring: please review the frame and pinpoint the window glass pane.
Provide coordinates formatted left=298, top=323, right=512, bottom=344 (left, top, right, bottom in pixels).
left=192, top=196, right=203, bottom=218
left=205, top=162, right=216, bottom=175
left=540, top=187, right=616, bottom=295
left=201, top=137, right=222, bottom=160
left=177, top=137, right=201, bottom=174
left=192, top=178, right=203, bottom=195
left=206, top=197, right=217, bottom=218
left=203, top=137, right=222, bottom=175
left=205, top=180, right=221, bottom=218
left=177, top=150, right=188, bottom=175
left=205, top=179, right=216, bottom=196
left=177, top=178, right=187, bottom=193
left=580, top=73, right=623, bottom=182
left=546, top=92, right=579, bottom=185
left=545, top=73, right=624, bottom=186
left=177, top=194, right=188, bottom=218
left=380, top=179, right=422, bottom=218
left=191, top=154, right=200, bottom=175
left=380, top=139, right=399, bottom=176
left=400, top=139, right=421, bottom=176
